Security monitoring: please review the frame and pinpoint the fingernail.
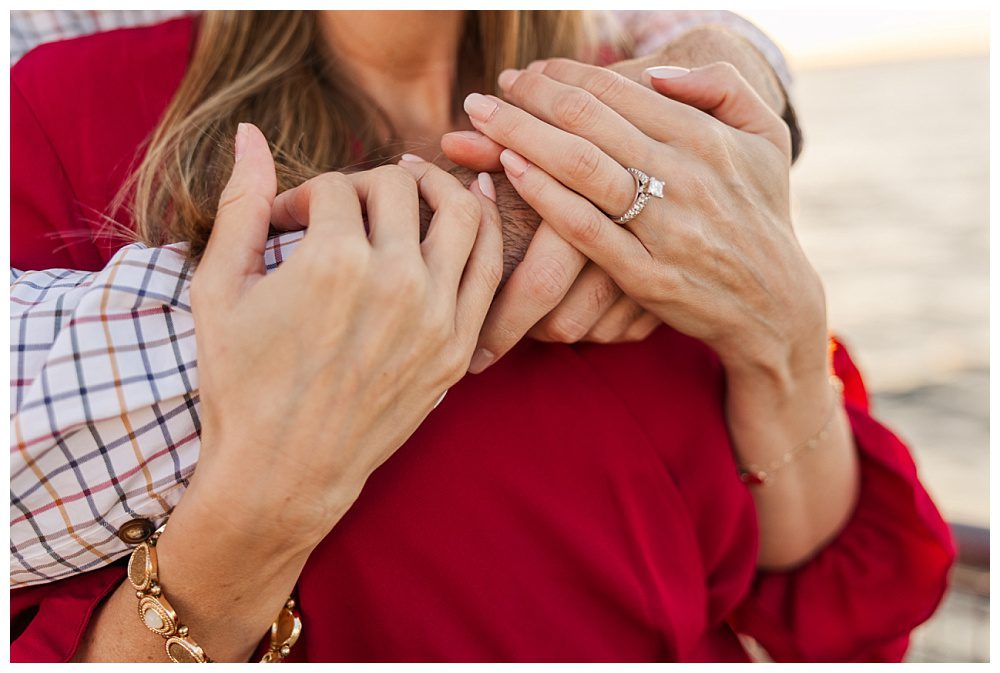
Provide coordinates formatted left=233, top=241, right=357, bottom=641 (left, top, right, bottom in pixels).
left=464, top=93, right=499, bottom=123
left=497, top=68, right=522, bottom=91
left=400, top=153, right=424, bottom=162
left=499, top=149, right=530, bottom=178
left=468, top=348, right=495, bottom=374
left=477, top=173, right=496, bottom=202
left=447, top=130, right=486, bottom=141
left=645, top=66, right=691, bottom=80
left=234, top=123, right=249, bottom=162
left=526, top=60, right=547, bottom=73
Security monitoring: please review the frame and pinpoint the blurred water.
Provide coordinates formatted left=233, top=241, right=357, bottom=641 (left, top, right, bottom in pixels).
left=790, top=56, right=988, bottom=528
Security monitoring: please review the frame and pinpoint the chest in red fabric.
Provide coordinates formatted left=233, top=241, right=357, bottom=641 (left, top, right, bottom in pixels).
left=11, top=18, right=759, bottom=661
left=291, top=335, right=756, bottom=661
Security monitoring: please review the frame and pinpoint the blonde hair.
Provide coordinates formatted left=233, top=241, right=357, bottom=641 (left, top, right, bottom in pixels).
left=122, top=10, right=595, bottom=258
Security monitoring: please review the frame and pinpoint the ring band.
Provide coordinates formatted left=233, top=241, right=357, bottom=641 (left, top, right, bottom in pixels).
left=611, top=168, right=665, bottom=225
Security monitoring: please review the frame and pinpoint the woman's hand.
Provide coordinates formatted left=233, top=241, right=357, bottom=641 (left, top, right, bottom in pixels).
left=189, top=124, right=502, bottom=550
left=459, top=59, right=826, bottom=387
left=460, top=60, right=860, bottom=570
left=441, top=155, right=658, bottom=377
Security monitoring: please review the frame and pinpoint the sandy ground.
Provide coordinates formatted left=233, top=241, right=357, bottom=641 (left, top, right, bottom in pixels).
left=790, top=55, right=989, bottom=529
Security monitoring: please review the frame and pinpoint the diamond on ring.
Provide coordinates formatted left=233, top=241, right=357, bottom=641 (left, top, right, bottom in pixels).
left=610, top=168, right=665, bottom=225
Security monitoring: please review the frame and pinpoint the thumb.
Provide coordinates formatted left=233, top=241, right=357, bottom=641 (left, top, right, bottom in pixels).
left=644, top=63, right=791, bottom=158
left=440, top=130, right=506, bottom=172
left=200, top=123, right=278, bottom=292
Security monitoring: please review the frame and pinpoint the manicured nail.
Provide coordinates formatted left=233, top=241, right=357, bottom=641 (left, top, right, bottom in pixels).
left=234, top=123, right=249, bottom=162
left=477, top=173, right=496, bottom=202
left=499, top=149, right=530, bottom=178
left=464, top=93, right=499, bottom=123
left=468, top=348, right=495, bottom=374
left=497, top=68, right=522, bottom=91
left=645, top=66, right=691, bottom=80
left=400, top=153, right=424, bottom=162
left=526, top=60, right=547, bottom=73
left=447, top=130, right=486, bottom=141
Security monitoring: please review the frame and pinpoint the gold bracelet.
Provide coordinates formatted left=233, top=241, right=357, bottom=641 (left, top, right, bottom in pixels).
left=127, top=525, right=302, bottom=663
left=737, top=376, right=844, bottom=487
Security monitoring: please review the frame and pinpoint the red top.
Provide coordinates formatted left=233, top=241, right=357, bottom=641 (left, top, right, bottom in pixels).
left=10, top=17, right=954, bottom=662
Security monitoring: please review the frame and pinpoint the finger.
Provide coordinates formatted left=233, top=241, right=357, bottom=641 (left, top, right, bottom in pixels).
left=621, top=310, right=661, bottom=342
left=396, top=157, right=482, bottom=290
left=440, top=130, right=505, bottom=172
left=498, top=149, right=651, bottom=291
left=531, top=58, right=710, bottom=144
left=201, top=123, right=278, bottom=294
left=583, top=294, right=646, bottom=343
left=646, top=62, right=791, bottom=157
left=270, top=173, right=366, bottom=244
left=528, top=263, right=622, bottom=344
left=348, top=165, right=421, bottom=253
left=455, top=176, right=503, bottom=348
left=497, top=67, right=663, bottom=176
left=471, top=223, right=587, bottom=373
left=462, top=91, right=638, bottom=217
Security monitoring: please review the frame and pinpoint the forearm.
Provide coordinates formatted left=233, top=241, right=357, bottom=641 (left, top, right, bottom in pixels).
left=724, top=343, right=861, bottom=571
left=74, top=482, right=312, bottom=662
left=437, top=166, right=540, bottom=283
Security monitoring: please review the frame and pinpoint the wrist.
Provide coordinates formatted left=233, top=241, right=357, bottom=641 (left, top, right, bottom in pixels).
left=182, top=438, right=362, bottom=557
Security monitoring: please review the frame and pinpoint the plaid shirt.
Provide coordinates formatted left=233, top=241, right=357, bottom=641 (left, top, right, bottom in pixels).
left=9, top=10, right=791, bottom=587
left=10, top=233, right=304, bottom=587
left=10, top=9, right=791, bottom=91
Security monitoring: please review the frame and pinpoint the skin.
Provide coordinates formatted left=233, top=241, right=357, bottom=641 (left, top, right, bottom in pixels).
left=441, top=24, right=794, bottom=366
left=75, top=12, right=846, bottom=662
left=459, top=57, right=859, bottom=570
left=76, top=126, right=502, bottom=662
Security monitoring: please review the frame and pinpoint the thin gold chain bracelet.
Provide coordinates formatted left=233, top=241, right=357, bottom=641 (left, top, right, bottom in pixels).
left=127, top=525, right=302, bottom=663
left=737, top=375, right=845, bottom=487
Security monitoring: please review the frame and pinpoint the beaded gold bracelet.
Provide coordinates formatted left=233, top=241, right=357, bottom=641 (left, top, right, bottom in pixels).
left=127, top=526, right=302, bottom=663
left=737, top=375, right=845, bottom=487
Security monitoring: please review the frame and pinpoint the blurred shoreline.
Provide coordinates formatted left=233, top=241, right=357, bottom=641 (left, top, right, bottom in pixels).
left=790, top=54, right=988, bottom=528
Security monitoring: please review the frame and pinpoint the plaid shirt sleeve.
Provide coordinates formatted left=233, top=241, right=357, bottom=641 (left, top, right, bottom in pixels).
left=606, top=10, right=793, bottom=93
left=10, top=9, right=192, bottom=64
left=10, top=232, right=304, bottom=587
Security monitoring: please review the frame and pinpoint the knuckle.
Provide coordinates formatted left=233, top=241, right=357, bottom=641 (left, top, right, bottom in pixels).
left=521, top=257, right=572, bottom=306
left=565, top=142, right=604, bottom=184
left=584, top=68, right=627, bottom=101
left=329, top=240, right=370, bottom=274
left=569, top=208, right=606, bottom=246
left=586, top=326, right=617, bottom=344
left=372, top=164, right=417, bottom=190
left=586, top=276, right=620, bottom=314
left=216, top=186, right=271, bottom=222
left=552, top=89, right=600, bottom=132
left=545, top=313, right=590, bottom=343
left=388, top=261, right=426, bottom=299
left=445, top=190, right=482, bottom=225
left=478, top=253, right=504, bottom=292
left=307, top=172, right=351, bottom=201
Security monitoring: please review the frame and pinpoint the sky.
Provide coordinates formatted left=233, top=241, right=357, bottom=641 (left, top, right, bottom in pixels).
left=738, top=10, right=990, bottom=69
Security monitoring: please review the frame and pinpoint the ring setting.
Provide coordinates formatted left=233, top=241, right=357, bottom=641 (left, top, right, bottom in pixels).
left=611, top=168, right=665, bottom=225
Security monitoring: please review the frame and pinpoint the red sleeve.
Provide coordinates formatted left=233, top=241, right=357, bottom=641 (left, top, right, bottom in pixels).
left=11, top=17, right=194, bottom=272
left=10, top=563, right=126, bottom=662
left=728, top=338, right=956, bottom=662
left=11, top=78, right=103, bottom=271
